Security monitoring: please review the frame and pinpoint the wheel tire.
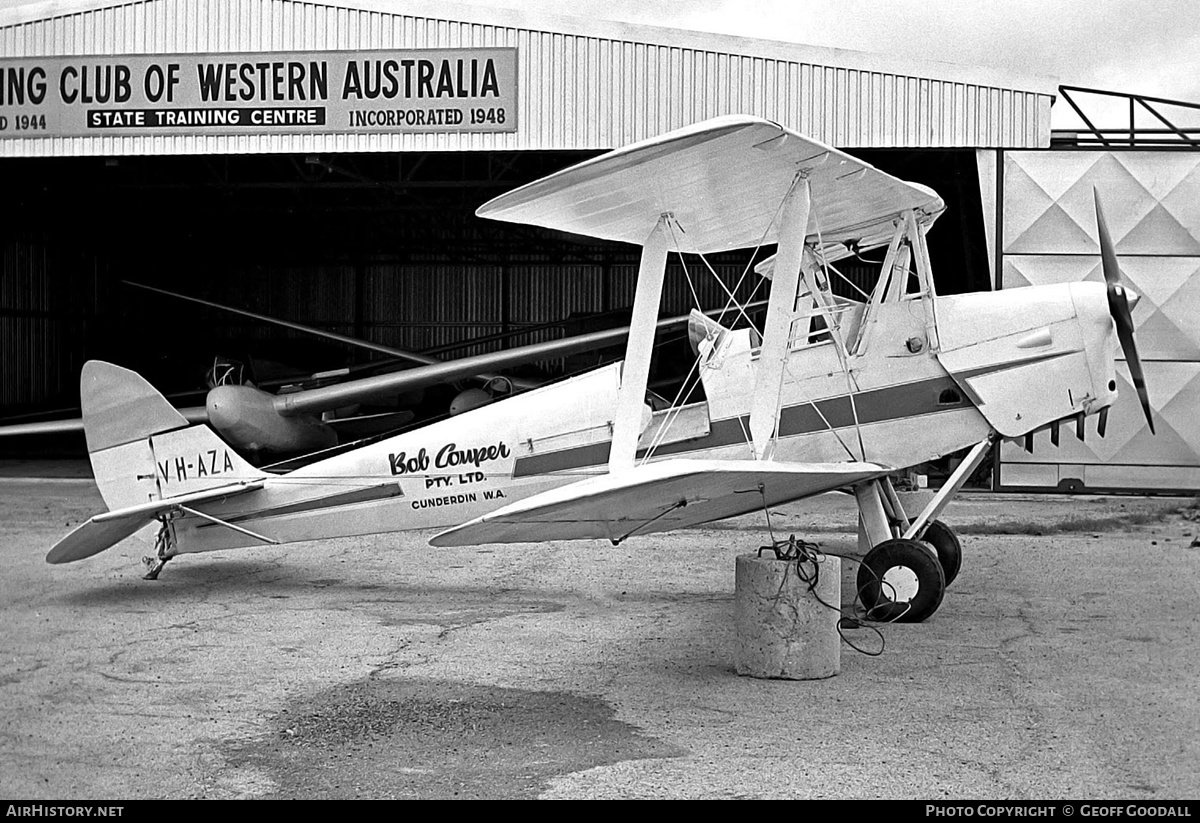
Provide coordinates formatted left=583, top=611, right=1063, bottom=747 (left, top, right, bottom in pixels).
left=856, top=538, right=946, bottom=623
left=921, top=519, right=962, bottom=588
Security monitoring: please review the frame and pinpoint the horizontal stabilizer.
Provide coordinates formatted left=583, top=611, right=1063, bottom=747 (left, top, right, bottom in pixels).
left=431, top=458, right=889, bottom=546
left=476, top=116, right=943, bottom=254
left=46, top=512, right=161, bottom=565
left=46, top=480, right=265, bottom=565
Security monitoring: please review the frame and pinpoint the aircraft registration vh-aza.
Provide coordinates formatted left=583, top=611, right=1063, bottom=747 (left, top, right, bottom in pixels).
left=43, top=115, right=1154, bottom=623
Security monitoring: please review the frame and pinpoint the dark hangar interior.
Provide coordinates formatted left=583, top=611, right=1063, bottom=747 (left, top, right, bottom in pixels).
left=0, top=146, right=989, bottom=456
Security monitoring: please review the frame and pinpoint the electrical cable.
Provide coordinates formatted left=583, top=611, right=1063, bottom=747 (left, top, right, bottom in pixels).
left=757, top=490, right=910, bottom=656
left=758, top=534, right=890, bottom=657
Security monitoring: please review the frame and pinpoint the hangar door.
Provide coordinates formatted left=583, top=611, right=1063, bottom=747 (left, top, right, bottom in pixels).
left=998, top=150, right=1200, bottom=492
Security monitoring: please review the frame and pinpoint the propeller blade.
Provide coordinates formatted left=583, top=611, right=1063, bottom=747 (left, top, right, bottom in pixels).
left=1093, top=189, right=1155, bottom=434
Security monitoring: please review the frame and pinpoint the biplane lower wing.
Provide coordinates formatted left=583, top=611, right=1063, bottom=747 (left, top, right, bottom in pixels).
left=46, top=480, right=266, bottom=564
left=431, top=459, right=890, bottom=547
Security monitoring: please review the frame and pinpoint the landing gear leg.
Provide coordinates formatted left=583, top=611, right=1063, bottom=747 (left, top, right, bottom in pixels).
left=143, top=518, right=177, bottom=581
left=853, top=436, right=993, bottom=620
left=901, top=436, right=993, bottom=585
left=854, top=478, right=946, bottom=622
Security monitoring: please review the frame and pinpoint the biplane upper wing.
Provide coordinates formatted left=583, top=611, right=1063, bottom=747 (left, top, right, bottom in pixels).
left=430, top=459, right=890, bottom=546
left=476, top=115, right=943, bottom=254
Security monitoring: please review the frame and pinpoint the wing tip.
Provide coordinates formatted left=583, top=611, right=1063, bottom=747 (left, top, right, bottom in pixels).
left=428, top=532, right=461, bottom=548
left=45, top=523, right=125, bottom=564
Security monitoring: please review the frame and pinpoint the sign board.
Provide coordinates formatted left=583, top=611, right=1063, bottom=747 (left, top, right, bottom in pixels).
left=0, top=48, right=518, bottom=138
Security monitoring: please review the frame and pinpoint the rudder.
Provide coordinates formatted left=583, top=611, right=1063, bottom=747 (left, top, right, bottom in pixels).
left=80, top=360, right=262, bottom=511
left=81, top=360, right=190, bottom=455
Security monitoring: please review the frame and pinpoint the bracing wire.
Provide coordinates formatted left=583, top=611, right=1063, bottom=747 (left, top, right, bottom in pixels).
left=690, top=170, right=803, bottom=333
left=640, top=179, right=802, bottom=461
left=823, top=259, right=873, bottom=302
left=779, top=355, right=859, bottom=461
left=808, top=207, right=868, bottom=461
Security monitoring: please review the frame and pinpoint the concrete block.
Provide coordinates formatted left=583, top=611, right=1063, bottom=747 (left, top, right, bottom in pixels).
left=734, top=553, right=841, bottom=680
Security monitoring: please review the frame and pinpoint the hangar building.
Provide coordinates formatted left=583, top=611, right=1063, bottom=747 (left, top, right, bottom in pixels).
left=1, top=0, right=1196, bottom=492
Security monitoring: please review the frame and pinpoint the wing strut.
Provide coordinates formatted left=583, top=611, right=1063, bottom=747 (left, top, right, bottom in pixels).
left=610, top=215, right=672, bottom=472
left=751, top=175, right=811, bottom=459
left=906, top=209, right=941, bottom=352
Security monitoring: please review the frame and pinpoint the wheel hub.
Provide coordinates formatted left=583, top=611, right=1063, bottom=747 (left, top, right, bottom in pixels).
left=881, top=565, right=920, bottom=603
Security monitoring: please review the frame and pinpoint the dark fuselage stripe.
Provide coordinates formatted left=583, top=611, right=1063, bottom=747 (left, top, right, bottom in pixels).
left=513, top=375, right=971, bottom=477
left=195, top=482, right=403, bottom=529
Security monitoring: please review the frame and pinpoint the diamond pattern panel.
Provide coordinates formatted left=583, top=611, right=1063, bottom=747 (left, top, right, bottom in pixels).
left=1000, top=150, right=1200, bottom=490
left=1005, top=151, right=1200, bottom=255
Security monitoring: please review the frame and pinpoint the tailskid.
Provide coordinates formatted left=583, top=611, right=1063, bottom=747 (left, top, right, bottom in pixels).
left=143, top=519, right=176, bottom=581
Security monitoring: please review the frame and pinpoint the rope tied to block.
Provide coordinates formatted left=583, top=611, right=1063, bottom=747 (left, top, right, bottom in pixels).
left=757, top=531, right=888, bottom=657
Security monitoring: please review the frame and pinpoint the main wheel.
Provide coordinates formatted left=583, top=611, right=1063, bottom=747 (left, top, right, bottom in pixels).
left=857, top=538, right=946, bottom=623
left=920, top=519, right=962, bottom=588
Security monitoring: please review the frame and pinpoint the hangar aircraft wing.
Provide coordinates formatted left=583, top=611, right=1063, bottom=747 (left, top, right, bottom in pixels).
left=0, top=283, right=758, bottom=454
left=477, top=114, right=944, bottom=256
left=116, top=282, right=759, bottom=418
left=0, top=405, right=208, bottom=437
left=431, top=459, right=890, bottom=546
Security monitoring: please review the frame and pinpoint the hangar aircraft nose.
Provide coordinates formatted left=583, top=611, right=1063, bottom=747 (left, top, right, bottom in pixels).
left=205, top=383, right=338, bottom=453
left=205, top=385, right=242, bottom=429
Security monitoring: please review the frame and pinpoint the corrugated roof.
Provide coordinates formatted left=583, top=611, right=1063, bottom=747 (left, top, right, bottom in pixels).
left=0, top=0, right=1059, bottom=155
left=0, top=0, right=1058, bottom=93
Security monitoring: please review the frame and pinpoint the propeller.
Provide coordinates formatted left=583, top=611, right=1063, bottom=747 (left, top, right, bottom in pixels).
left=1093, top=188, right=1155, bottom=435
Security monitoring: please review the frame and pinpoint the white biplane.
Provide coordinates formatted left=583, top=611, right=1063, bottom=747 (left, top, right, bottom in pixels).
left=44, top=116, right=1153, bottom=623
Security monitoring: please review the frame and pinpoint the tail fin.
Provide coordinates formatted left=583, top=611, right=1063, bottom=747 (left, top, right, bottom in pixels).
left=81, top=360, right=190, bottom=455
left=45, top=362, right=266, bottom=565
left=80, top=361, right=263, bottom=511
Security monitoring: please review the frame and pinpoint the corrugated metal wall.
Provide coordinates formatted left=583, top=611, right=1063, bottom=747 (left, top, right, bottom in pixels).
left=0, top=0, right=1054, bottom=157
left=0, top=232, right=108, bottom=408
left=181, top=255, right=762, bottom=358
left=0, top=243, right=762, bottom=410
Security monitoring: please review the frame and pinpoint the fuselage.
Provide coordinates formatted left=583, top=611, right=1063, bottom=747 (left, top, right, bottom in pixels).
left=168, top=280, right=1119, bottom=554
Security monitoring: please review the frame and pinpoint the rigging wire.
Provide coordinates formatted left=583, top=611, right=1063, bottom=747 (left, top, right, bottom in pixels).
left=803, top=208, right=869, bottom=461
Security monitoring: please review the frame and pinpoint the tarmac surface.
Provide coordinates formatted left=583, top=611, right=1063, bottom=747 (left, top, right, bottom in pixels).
left=1, top=473, right=1198, bottom=799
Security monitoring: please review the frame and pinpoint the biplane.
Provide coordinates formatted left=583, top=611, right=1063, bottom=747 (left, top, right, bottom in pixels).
left=42, top=116, right=1153, bottom=623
